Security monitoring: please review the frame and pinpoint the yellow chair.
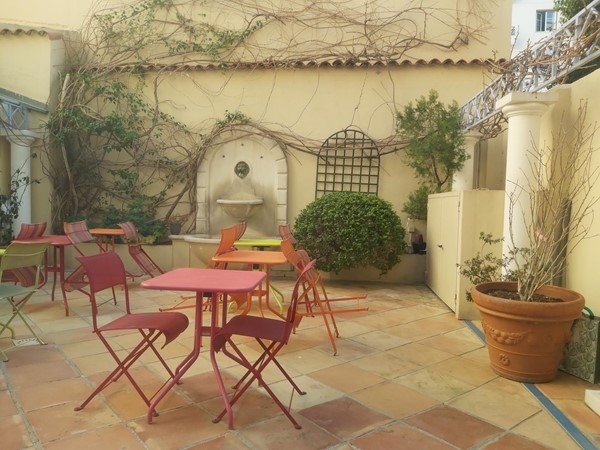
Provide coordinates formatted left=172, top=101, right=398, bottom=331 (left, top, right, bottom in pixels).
left=0, top=241, right=50, bottom=361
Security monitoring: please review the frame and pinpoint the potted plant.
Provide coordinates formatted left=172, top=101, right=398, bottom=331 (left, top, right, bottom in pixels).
left=461, top=105, right=597, bottom=383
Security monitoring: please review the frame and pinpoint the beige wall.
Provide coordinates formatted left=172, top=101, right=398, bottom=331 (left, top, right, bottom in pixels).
left=563, top=69, right=600, bottom=312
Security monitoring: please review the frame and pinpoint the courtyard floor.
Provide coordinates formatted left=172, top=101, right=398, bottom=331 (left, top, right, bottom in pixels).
left=1, top=275, right=599, bottom=449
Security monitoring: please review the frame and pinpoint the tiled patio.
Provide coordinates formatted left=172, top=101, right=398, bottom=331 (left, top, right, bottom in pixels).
left=1, top=274, right=599, bottom=450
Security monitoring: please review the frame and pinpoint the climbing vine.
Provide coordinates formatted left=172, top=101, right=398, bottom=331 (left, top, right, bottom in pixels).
left=41, top=0, right=497, bottom=236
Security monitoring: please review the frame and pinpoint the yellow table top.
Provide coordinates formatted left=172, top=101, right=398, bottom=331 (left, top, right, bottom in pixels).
left=234, top=239, right=282, bottom=248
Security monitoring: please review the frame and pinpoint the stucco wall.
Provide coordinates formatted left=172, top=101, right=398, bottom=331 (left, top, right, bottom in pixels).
left=563, top=69, right=600, bottom=312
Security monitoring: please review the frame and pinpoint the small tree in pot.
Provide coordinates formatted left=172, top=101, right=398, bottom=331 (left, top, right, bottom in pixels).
left=461, top=103, right=598, bottom=383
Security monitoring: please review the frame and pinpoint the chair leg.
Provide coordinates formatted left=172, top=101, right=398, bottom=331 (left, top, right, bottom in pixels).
left=75, top=331, right=167, bottom=413
left=1, top=296, right=46, bottom=347
left=214, top=340, right=303, bottom=429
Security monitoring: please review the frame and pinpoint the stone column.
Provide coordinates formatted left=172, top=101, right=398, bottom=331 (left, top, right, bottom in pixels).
left=7, top=134, right=36, bottom=234
left=452, top=131, right=482, bottom=191
left=497, top=91, right=558, bottom=260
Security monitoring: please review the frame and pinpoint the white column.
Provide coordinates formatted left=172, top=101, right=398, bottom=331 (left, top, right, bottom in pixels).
left=7, top=134, right=36, bottom=234
left=497, top=92, right=558, bottom=260
left=453, top=131, right=481, bottom=192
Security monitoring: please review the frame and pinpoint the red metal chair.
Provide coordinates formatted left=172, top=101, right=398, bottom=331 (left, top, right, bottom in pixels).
left=73, top=251, right=189, bottom=414
left=15, top=222, right=47, bottom=240
left=118, top=221, right=164, bottom=278
left=281, top=238, right=368, bottom=355
left=211, top=260, right=316, bottom=429
left=62, top=220, right=108, bottom=316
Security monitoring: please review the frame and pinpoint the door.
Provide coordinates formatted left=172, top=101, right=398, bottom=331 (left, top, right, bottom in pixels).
left=426, top=193, right=460, bottom=311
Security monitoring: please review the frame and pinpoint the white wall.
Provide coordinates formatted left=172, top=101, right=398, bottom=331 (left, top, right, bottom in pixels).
left=511, top=0, right=557, bottom=56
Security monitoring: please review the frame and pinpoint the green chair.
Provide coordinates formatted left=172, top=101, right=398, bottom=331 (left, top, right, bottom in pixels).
left=0, top=241, right=50, bottom=361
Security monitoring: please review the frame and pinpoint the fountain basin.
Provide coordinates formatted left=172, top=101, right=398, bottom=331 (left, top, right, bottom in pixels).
left=217, top=198, right=263, bottom=220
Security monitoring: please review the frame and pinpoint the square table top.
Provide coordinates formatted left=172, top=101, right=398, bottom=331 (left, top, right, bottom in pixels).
left=211, top=250, right=287, bottom=266
left=141, top=268, right=265, bottom=294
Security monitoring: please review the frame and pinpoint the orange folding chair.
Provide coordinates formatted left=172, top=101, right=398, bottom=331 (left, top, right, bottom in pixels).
left=118, top=221, right=164, bottom=278
left=73, top=251, right=189, bottom=414
left=211, top=260, right=316, bottom=430
left=62, top=220, right=109, bottom=316
left=281, top=238, right=368, bottom=355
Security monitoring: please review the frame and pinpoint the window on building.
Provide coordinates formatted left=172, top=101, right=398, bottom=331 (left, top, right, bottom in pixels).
left=316, top=129, right=380, bottom=198
left=536, top=10, right=556, bottom=32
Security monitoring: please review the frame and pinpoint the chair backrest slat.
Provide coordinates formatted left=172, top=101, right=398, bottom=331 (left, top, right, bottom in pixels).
left=0, top=242, right=49, bottom=288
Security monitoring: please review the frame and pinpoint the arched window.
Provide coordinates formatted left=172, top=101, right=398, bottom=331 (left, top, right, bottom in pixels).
left=316, top=128, right=380, bottom=197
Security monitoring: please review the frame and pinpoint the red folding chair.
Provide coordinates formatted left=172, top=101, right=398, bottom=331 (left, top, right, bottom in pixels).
left=62, top=220, right=108, bottom=316
left=211, top=260, right=316, bottom=430
left=118, top=221, right=164, bottom=278
left=15, top=222, right=47, bottom=240
left=73, top=251, right=189, bottom=414
left=281, top=238, right=368, bottom=355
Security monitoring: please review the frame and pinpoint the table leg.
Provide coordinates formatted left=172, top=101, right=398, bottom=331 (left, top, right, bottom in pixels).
left=265, top=267, right=285, bottom=319
left=210, top=292, right=235, bottom=429
left=147, top=292, right=203, bottom=423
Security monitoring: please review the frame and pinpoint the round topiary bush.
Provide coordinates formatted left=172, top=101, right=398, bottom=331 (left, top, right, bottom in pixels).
left=293, top=192, right=407, bottom=275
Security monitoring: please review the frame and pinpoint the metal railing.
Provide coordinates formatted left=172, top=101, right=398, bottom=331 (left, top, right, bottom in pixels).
left=460, top=0, right=600, bottom=135
left=0, top=99, right=29, bottom=130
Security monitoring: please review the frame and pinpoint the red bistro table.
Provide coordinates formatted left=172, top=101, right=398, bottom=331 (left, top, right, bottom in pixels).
left=210, top=250, right=288, bottom=318
left=14, top=235, right=72, bottom=316
left=141, top=268, right=266, bottom=428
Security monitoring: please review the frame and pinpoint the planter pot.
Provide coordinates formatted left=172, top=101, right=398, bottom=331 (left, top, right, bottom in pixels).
left=471, top=281, right=584, bottom=383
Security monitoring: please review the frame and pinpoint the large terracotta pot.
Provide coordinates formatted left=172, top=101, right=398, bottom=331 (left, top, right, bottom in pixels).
left=471, top=282, right=585, bottom=383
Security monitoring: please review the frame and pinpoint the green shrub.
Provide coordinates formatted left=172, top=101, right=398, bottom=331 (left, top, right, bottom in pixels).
left=293, top=192, right=407, bottom=275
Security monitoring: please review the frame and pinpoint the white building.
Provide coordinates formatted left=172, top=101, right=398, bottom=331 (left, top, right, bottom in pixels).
left=512, top=0, right=558, bottom=56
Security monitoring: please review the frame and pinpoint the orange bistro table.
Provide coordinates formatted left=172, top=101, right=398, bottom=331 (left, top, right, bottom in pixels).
left=89, top=228, right=125, bottom=251
left=141, top=268, right=265, bottom=428
left=211, top=250, right=288, bottom=318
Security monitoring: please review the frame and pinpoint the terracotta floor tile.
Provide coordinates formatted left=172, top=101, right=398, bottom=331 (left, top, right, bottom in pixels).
left=187, top=433, right=253, bottom=449
left=352, top=381, right=438, bottom=419
left=299, top=397, right=392, bottom=440
left=27, top=401, right=120, bottom=444
left=418, top=327, right=484, bottom=355
left=481, top=433, right=553, bottom=449
left=395, top=368, right=476, bottom=402
left=6, top=359, right=79, bottom=388
left=449, top=383, right=541, bottom=429
left=349, top=330, right=410, bottom=350
left=406, top=405, right=503, bottom=448
left=536, top=371, right=594, bottom=400
left=0, top=414, right=32, bottom=449
left=0, top=389, right=18, bottom=417
left=16, top=377, right=91, bottom=412
left=350, top=422, right=454, bottom=449
left=132, top=405, right=227, bottom=448
left=276, top=348, right=342, bottom=374
left=429, top=355, right=497, bottom=386
left=238, top=414, right=341, bottom=449
left=349, top=351, right=422, bottom=379
left=552, top=398, right=600, bottom=434
left=201, top=387, right=288, bottom=429
left=310, top=363, right=386, bottom=393
left=512, top=410, right=582, bottom=450
left=267, top=374, right=345, bottom=410
left=43, top=424, right=144, bottom=450
left=387, top=341, right=454, bottom=366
